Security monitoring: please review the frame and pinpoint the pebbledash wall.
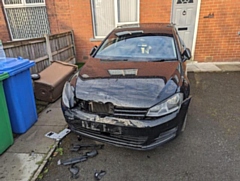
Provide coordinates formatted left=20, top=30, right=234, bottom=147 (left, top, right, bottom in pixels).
left=0, top=0, right=239, bottom=62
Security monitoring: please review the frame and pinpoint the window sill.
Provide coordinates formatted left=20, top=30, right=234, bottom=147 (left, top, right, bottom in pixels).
left=90, top=38, right=104, bottom=42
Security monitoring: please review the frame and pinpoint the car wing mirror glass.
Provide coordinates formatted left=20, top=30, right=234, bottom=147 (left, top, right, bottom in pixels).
left=182, top=48, right=192, bottom=62
left=90, top=46, right=98, bottom=56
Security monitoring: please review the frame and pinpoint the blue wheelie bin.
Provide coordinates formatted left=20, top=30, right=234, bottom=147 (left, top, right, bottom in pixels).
left=0, top=57, right=38, bottom=134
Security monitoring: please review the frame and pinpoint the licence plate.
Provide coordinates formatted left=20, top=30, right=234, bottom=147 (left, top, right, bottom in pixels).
left=81, top=120, right=122, bottom=135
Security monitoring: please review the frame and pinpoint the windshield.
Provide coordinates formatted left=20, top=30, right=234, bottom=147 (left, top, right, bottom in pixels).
left=95, top=34, right=177, bottom=61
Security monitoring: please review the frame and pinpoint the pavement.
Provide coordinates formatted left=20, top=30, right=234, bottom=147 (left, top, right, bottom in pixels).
left=187, top=61, right=240, bottom=72
left=0, top=99, right=67, bottom=181
left=0, top=61, right=240, bottom=181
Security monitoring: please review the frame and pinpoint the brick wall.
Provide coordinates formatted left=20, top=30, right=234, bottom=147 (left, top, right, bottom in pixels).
left=46, top=0, right=99, bottom=62
left=68, top=0, right=98, bottom=62
left=0, top=3, right=10, bottom=42
left=140, top=0, right=172, bottom=23
left=194, top=0, right=240, bottom=62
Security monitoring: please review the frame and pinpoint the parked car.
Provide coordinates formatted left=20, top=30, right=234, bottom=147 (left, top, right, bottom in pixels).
left=61, top=23, right=192, bottom=150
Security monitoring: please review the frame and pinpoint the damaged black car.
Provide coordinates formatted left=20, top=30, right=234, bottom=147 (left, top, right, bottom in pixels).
left=61, top=23, right=192, bottom=150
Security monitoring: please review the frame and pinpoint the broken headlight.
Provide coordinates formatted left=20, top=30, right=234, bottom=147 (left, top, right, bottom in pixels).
left=62, top=82, right=75, bottom=108
left=147, top=93, right=183, bottom=117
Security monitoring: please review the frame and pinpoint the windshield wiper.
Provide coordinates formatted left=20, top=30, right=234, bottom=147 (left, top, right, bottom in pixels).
left=100, top=58, right=128, bottom=61
left=150, top=59, right=175, bottom=62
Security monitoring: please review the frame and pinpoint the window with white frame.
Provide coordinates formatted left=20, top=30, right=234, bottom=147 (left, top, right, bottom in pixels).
left=91, top=0, right=139, bottom=38
left=2, top=0, right=50, bottom=40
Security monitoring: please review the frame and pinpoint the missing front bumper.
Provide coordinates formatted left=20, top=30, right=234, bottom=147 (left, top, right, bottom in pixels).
left=62, top=97, right=191, bottom=150
left=69, top=123, right=177, bottom=150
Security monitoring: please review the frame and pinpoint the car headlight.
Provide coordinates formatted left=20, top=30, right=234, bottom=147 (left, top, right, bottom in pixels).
left=62, top=82, right=75, bottom=108
left=147, top=93, right=183, bottom=117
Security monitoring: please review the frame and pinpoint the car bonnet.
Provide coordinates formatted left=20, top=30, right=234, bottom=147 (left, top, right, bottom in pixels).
left=75, top=59, right=180, bottom=108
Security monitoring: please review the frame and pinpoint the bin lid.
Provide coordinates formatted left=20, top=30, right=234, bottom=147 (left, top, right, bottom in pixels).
left=0, top=72, right=9, bottom=81
left=0, top=57, right=35, bottom=76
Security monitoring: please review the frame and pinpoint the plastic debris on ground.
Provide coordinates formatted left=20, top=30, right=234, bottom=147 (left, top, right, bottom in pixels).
left=45, top=128, right=71, bottom=141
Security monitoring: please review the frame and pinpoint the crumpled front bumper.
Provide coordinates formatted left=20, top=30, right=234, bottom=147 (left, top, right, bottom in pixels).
left=62, top=97, right=191, bottom=150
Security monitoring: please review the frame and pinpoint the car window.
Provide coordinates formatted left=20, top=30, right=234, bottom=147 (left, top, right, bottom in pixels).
left=95, top=35, right=177, bottom=61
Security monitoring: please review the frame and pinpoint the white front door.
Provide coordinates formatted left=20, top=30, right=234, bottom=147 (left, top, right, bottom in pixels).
left=171, top=0, right=199, bottom=51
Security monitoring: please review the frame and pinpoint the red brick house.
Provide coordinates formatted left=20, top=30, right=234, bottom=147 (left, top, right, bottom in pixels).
left=0, top=0, right=239, bottom=62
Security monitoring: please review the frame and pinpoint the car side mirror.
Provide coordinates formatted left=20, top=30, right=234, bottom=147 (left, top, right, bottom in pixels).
left=89, top=46, right=98, bottom=56
left=182, top=48, right=191, bottom=62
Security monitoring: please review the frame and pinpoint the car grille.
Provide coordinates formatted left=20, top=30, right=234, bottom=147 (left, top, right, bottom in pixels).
left=89, top=102, right=112, bottom=114
left=113, top=107, right=148, bottom=118
left=78, top=100, right=148, bottom=119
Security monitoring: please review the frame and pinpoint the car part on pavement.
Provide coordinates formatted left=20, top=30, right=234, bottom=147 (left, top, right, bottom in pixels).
left=58, top=156, right=87, bottom=166
left=70, top=144, right=104, bottom=152
left=85, top=150, right=98, bottom=158
left=45, top=128, right=71, bottom=141
left=94, top=170, right=106, bottom=180
left=68, top=164, right=79, bottom=179
left=59, top=150, right=98, bottom=166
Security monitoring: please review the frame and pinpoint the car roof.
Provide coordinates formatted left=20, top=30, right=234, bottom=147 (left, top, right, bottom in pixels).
left=112, top=23, right=175, bottom=36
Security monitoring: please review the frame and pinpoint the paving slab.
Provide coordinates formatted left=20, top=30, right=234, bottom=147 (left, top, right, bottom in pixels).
left=35, top=108, right=66, bottom=126
left=47, top=99, right=61, bottom=109
left=197, top=63, right=222, bottom=72
left=187, top=63, right=201, bottom=72
left=0, top=153, right=45, bottom=181
left=213, top=62, right=240, bottom=65
left=187, top=62, right=240, bottom=72
left=7, top=125, right=66, bottom=154
left=215, top=64, right=240, bottom=71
